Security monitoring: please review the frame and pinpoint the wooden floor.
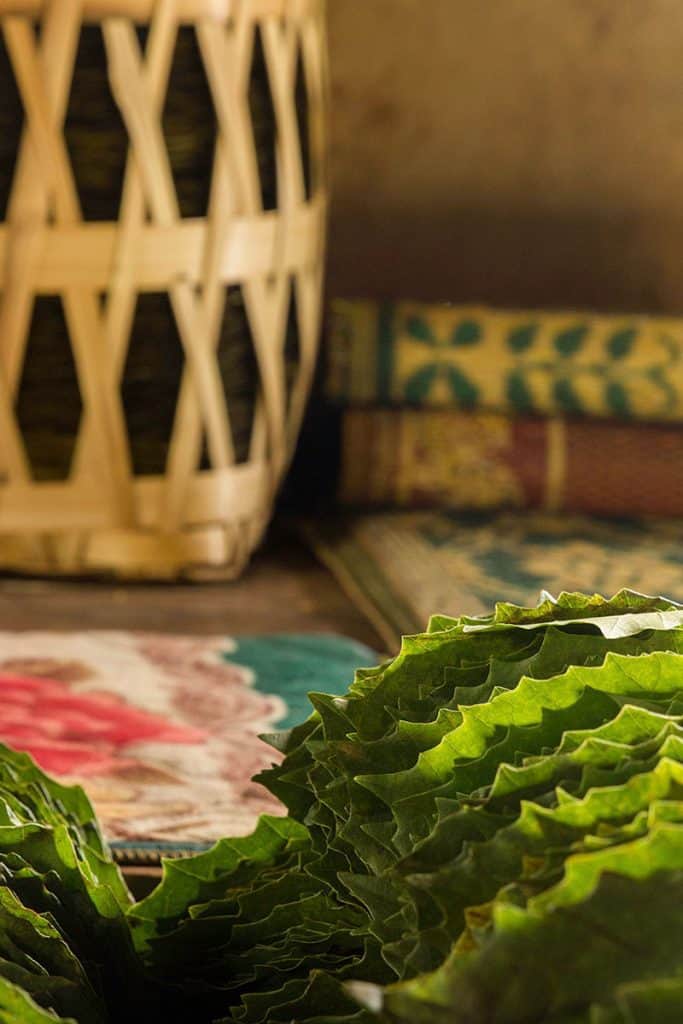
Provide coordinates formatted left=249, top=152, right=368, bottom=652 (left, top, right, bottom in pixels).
left=0, top=524, right=381, bottom=649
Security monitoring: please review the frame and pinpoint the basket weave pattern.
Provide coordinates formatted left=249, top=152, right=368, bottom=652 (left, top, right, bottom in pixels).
left=0, top=0, right=327, bottom=579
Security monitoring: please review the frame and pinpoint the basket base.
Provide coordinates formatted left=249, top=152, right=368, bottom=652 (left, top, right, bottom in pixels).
left=0, top=516, right=270, bottom=581
left=0, top=464, right=274, bottom=581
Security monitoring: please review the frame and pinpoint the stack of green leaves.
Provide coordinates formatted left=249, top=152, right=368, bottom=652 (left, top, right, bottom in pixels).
left=129, top=590, right=683, bottom=1023
left=0, top=744, right=143, bottom=1023
left=4, top=590, right=683, bottom=1023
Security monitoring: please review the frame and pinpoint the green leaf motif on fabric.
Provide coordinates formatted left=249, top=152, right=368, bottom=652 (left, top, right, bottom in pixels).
left=446, top=367, right=479, bottom=406
left=604, top=380, right=632, bottom=417
left=404, top=315, right=436, bottom=345
left=399, top=315, right=481, bottom=404
left=451, top=320, right=482, bottom=347
left=647, top=363, right=678, bottom=413
left=506, top=370, right=534, bottom=411
left=606, top=327, right=637, bottom=360
left=404, top=365, right=440, bottom=404
left=507, top=323, right=538, bottom=353
left=555, top=325, right=589, bottom=357
left=554, top=377, right=582, bottom=412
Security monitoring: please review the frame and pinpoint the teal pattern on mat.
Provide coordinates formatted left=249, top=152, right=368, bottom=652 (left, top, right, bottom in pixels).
left=307, top=511, right=683, bottom=652
left=227, top=634, right=378, bottom=730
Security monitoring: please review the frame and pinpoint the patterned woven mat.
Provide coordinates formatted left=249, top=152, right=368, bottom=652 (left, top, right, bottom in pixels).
left=0, top=631, right=375, bottom=863
left=308, top=512, right=683, bottom=650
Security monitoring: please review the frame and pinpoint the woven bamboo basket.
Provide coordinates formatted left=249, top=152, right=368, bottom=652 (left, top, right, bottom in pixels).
left=0, top=0, right=327, bottom=580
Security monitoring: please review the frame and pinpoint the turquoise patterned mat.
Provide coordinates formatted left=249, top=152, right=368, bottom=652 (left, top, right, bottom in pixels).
left=230, top=633, right=377, bottom=730
left=309, top=512, right=683, bottom=649
left=0, top=630, right=377, bottom=864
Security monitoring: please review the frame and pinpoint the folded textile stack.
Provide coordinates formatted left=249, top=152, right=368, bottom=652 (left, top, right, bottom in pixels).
left=327, top=299, right=683, bottom=515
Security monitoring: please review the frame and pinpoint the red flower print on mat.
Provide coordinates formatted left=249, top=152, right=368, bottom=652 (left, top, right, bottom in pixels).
left=0, top=672, right=205, bottom=777
left=0, top=634, right=286, bottom=844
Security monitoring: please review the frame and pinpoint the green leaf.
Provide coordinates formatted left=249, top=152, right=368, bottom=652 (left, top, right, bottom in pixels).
left=0, top=887, right=105, bottom=1024
left=482, top=588, right=683, bottom=626
left=445, top=367, right=479, bottom=406
left=404, top=365, right=439, bottom=403
left=383, top=866, right=683, bottom=1023
left=505, top=370, right=534, bottom=411
left=6, top=591, right=683, bottom=1024
left=130, top=815, right=310, bottom=951
left=605, top=380, right=632, bottom=417
left=0, top=977, right=77, bottom=1024
left=404, top=316, right=436, bottom=345
left=606, top=328, right=637, bottom=360
left=591, top=978, right=683, bottom=1023
left=506, top=324, right=537, bottom=353
left=555, top=325, right=589, bottom=357
left=554, top=377, right=582, bottom=411
left=463, top=608, right=683, bottom=639
left=451, top=321, right=481, bottom=347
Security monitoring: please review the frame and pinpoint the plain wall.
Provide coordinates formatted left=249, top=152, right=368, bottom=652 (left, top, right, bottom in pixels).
left=327, top=0, right=683, bottom=313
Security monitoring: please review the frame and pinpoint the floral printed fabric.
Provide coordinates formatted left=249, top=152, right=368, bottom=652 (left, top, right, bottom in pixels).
left=0, top=632, right=375, bottom=852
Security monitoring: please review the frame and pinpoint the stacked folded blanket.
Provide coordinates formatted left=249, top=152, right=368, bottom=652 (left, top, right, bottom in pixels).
left=328, top=299, right=683, bottom=515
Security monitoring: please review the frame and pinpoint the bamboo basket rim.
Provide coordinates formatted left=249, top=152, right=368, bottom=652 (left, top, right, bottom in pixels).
left=0, top=0, right=319, bottom=22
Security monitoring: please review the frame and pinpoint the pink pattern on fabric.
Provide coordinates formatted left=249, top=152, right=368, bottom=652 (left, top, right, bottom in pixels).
left=0, top=633, right=286, bottom=845
left=0, top=672, right=205, bottom=776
